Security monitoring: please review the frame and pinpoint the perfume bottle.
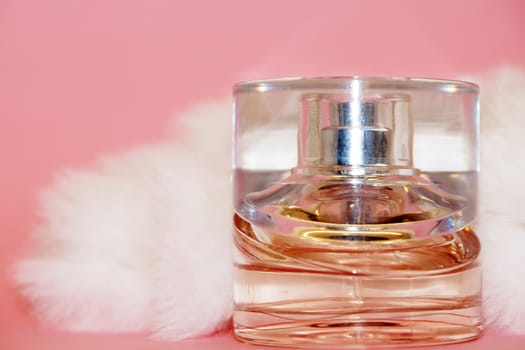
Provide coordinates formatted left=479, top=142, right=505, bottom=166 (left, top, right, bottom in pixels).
left=232, top=78, right=481, bottom=347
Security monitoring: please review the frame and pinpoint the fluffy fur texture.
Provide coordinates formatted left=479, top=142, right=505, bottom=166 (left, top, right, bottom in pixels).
left=13, top=68, right=525, bottom=340
left=14, top=101, right=233, bottom=340
left=475, top=67, right=525, bottom=333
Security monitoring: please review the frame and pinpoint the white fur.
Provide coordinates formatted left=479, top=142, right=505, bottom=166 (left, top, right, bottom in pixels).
left=14, top=101, right=233, bottom=339
left=474, top=67, right=525, bottom=333
left=151, top=101, right=233, bottom=340
left=13, top=68, right=525, bottom=339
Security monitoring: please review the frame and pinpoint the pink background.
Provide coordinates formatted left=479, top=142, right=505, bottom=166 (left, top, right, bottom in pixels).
left=1, top=0, right=524, bottom=348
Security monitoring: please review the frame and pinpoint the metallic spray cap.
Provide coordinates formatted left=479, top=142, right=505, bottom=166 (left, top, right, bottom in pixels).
left=321, top=101, right=392, bottom=166
left=299, top=95, right=412, bottom=169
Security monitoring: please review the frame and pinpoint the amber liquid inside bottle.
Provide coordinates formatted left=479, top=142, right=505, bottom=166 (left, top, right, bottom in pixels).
left=232, top=172, right=482, bottom=348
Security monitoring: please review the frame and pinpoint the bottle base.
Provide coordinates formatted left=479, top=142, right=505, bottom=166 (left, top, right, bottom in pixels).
left=234, top=316, right=482, bottom=348
left=232, top=214, right=482, bottom=348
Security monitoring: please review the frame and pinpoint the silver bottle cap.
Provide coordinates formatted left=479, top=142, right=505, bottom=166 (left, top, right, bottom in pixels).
left=321, top=101, right=392, bottom=166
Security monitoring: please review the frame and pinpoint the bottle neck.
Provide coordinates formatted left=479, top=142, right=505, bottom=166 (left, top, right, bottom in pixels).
left=299, top=95, right=413, bottom=170
left=292, top=164, right=420, bottom=178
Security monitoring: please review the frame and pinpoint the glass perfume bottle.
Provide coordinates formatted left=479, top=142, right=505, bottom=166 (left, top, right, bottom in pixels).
left=232, top=78, right=481, bottom=348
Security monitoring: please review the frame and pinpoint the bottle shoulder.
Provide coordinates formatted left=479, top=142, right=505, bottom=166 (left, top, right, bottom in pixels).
left=234, top=176, right=479, bottom=274
left=244, top=174, right=466, bottom=227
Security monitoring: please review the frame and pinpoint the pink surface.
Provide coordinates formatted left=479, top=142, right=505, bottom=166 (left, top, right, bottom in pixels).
left=1, top=329, right=525, bottom=350
left=1, top=0, right=524, bottom=348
